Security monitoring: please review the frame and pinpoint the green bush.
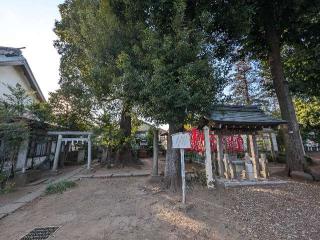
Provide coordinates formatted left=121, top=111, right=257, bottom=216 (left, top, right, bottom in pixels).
left=45, top=180, right=76, bottom=195
left=0, top=182, right=14, bottom=194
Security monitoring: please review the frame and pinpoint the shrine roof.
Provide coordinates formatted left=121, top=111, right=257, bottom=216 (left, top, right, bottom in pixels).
left=206, top=105, right=286, bottom=127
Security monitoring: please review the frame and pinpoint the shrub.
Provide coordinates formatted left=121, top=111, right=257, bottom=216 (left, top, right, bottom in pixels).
left=0, top=182, right=15, bottom=194
left=45, top=180, right=76, bottom=195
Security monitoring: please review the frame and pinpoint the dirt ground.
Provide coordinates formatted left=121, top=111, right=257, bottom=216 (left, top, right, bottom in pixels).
left=0, top=166, right=80, bottom=207
left=1, top=174, right=320, bottom=240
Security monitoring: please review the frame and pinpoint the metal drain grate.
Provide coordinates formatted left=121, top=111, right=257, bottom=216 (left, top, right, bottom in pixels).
left=20, top=227, right=60, bottom=240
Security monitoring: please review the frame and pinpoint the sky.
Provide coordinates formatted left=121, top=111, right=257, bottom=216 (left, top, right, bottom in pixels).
left=0, top=0, right=64, bottom=99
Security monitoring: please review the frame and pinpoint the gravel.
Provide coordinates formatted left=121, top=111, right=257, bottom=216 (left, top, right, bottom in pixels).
left=189, top=179, right=320, bottom=240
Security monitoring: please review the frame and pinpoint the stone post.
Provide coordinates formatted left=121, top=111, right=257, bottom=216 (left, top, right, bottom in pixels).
left=216, top=133, right=224, bottom=177
left=259, top=153, right=269, bottom=179
left=203, top=126, right=214, bottom=188
left=87, top=135, right=92, bottom=170
left=223, top=153, right=230, bottom=179
left=152, top=129, right=159, bottom=176
left=249, top=133, right=260, bottom=179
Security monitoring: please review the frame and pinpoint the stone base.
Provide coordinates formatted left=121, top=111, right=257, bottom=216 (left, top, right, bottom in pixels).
left=216, top=178, right=287, bottom=189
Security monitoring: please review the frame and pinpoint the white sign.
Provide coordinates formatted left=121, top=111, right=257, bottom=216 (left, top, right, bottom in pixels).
left=171, top=132, right=191, bottom=204
left=172, top=132, right=191, bottom=149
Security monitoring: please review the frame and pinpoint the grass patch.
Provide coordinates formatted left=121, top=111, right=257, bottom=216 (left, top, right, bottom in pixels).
left=45, top=180, right=76, bottom=195
left=0, top=182, right=15, bottom=194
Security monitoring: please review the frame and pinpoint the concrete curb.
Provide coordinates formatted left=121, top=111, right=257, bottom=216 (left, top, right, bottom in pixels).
left=0, top=167, right=84, bottom=220
left=77, top=172, right=150, bottom=179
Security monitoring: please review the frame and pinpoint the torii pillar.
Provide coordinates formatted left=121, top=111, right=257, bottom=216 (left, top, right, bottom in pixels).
left=52, top=134, right=62, bottom=171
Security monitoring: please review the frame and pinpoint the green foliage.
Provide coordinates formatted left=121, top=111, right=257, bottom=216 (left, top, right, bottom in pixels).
left=0, top=83, right=31, bottom=116
left=48, top=87, right=93, bottom=131
left=0, top=84, right=54, bottom=187
left=93, top=113, right=124, bottom=150
left=45, top=180, right=76, bottom=194
left=295, top=98, right=320, bottom=129
left=0, top=182, right=15, bottom=194
left=294, top=97, right=320, bottom=142
left=119, top=0, right=223, bottom=126
left=0, top=84, right=31, bottom=178
left=146, top=128, right=154, bottom=152
left=29, top=102, right=53, bottom=124
left=282, top=15, right=320, bottom=98
left=93, top=111, right=140, bottom=156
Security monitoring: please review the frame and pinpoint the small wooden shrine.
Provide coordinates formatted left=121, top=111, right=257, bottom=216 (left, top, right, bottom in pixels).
left=199, top=105, right=286, bottom=184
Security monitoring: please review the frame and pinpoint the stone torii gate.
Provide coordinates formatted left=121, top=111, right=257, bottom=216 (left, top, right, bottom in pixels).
left=48, top=131, right=93, bottom=171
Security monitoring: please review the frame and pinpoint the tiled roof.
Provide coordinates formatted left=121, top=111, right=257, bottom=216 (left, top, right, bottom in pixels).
left=0, top=47, right=46, bottom=102
left=0, top=46, right=22, bottom=56
left=207, top=105, right=286, bottom=126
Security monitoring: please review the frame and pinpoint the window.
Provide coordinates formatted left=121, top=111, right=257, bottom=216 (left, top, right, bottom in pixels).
left=28, top=141, right=51, bottom=158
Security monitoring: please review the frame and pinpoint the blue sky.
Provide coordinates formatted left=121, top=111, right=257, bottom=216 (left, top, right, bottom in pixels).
left=0, top=0, right=64, bottom=99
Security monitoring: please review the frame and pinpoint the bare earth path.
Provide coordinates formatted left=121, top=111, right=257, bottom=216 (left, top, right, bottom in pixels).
left=1, top=176, right=320, bottom=240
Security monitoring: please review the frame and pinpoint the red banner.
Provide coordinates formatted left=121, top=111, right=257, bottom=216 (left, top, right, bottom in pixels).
left=189, top=128, right=244, bottom=153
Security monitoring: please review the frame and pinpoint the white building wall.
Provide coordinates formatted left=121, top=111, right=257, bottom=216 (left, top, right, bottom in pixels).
left=0, top=65, right=43, bottom=172
left=0, top=65, right=39, bottom=102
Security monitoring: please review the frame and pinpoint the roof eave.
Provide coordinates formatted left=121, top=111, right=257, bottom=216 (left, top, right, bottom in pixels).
left=209, top=120, right=287, bottom=126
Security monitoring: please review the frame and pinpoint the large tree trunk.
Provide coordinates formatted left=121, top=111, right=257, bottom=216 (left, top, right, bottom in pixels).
left=164, top=123, right=180, bottom=191
left=117, top=102, right=134, bottom=166
left=264, top=14, right=305, bottom=173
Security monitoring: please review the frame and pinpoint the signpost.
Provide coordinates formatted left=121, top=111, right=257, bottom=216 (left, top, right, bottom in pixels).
left=172, top=132, right=191, bottom=204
